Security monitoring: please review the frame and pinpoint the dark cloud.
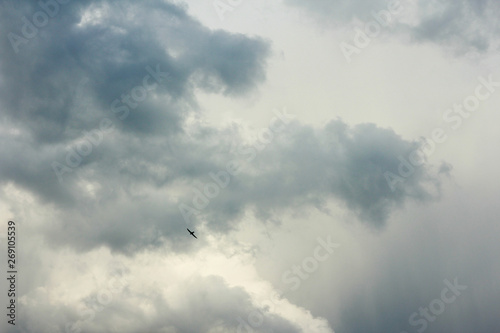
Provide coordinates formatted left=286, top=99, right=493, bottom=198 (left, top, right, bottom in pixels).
left=190, top=119, right=441, bottom=229
left=0, top=0, right=270, bottom=142
left=0, top=131, right=77, bottom=206
left=26, top=117, right=442, bottom=254
left=0, top=0, right=270, bottom=252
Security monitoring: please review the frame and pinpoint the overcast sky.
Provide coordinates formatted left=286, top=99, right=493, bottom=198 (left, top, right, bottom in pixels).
left=1, top=0, right=499, bottom=332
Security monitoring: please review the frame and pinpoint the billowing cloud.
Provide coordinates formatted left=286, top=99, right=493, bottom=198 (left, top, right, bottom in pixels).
left=2, top=116, right=442, bottom=255
left=16, top=275, right=301, bottom=333
left=5, top=1, right=497, bottom=333
left=0, top=1, right=443, bottom=256
left=0, top=0, right=270, bottom=143
left=1, top=234, right=334, bottom=333
left=0, top=0, right=270, bottom=250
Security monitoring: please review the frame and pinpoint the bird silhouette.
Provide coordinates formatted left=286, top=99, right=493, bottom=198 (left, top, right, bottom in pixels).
left=187, top=228, right=197, bottom=239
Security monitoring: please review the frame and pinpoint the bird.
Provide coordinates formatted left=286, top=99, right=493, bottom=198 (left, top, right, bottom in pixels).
left=187, top=228, right=197, bottom=239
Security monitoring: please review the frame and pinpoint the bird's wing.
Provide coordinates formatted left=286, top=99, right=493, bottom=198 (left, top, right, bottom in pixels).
left=193, top=234, right=197, bottom=239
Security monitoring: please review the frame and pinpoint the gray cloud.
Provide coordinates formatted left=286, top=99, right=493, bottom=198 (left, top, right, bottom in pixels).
left=185, top=119, right=442, bottom=229
left=4, top=2, right=498, bottom=333
left=409, top=0, right=499, bottom=53
left=316, top=209, right=500, bottom=333
left=0, top=0, right=270, bottom=253
left=286, top=0, right=500, bottom=54
left=19, top=117, right=442, bottom=255
left=0, top=0, right=270, bottom=143
left=0, top=1, right=445, bottom=255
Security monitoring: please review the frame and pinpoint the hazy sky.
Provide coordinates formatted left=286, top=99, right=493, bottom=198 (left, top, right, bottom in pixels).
left=1, top=1, right=499, bottom=332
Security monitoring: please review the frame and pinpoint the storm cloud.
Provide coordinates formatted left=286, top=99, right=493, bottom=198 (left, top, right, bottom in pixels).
left=0, top=0, right=442, bottom=255
left=1, top=1, right=497, bottom=333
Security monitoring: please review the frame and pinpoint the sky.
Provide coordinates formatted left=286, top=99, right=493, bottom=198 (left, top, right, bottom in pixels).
left=0, top=0, right=499, bottom=332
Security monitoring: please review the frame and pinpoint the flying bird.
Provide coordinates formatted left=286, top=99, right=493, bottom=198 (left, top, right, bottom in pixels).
left=187, top=228, right=197, bottom=239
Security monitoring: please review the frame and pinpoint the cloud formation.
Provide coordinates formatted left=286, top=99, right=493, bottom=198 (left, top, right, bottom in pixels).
left=0, top=0, right=445, bottom=256
left=0, top=0, right=269, bottom=142
left=286, top=0, right=500, bottom=54
left=3, top=1, right=498, bottom=333
left=15, top=116, right=440, bottom=255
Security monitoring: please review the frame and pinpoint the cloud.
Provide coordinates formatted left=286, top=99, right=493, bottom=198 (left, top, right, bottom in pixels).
left=177, top=119, right=442, bottom=229
left=0, top=0, right=270, bottom=253
left=285, top=0, right=500, bottom=54
left=11, top=116, right=441, bottom=255
left=0, top=1, right=445, bottom=255
left=286, top=0, right=388, bottom=22
left=2, top=2, right=497, bottom=333
left=2, top=238, right=334, bottom=333
left=312, top=201, right=500, bottom=333
left=58, top=275, right=303, bottom=333
left=0, top=0, right=270, bottom=143
left=409, top=0, right=499, bottom=53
